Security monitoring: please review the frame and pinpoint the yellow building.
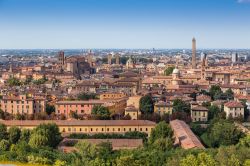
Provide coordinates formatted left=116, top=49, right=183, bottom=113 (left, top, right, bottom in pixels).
left=224, top=101, right=244, bottom=118
left=127, top=96, right=142, bottom=110
left=0, top=120, right=156, bottom=136
left=125, top=105, right=139, bottom=120
left=154, top=101, right=173, bottom=115
left=191, top=106, right=208, bottom=122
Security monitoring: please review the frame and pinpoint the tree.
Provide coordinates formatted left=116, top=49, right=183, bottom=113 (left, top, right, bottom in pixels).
left=172, top=99, right=190, bottom=114
left=149, top=121, right=173, bottom=144
left=20, top=129, right=31, bottom=143
left=238, top=135, right=250, bottom=148
left=164, top=66, right=175, bottom=76
left=77, top=93, right=97, bottom=100
left=0, top=139, right=10, bottom=151
left=96, top=142, right=113, bottom=162
left=0, top=123, right=8, bottom=140
left=201, top=119, right=244, bottom=147
left=153, top=137, right=173, bottom=151
left=224, top=88, right=234, bottom=100
left=209, top=85, right=222, bottom=100
left=91, top=105, right=111, bottom=120
left=74, top=141, right=98, bottom=164
left=29, top=133, right=49, bottom=148
left=46, top=104, right=55, bottom=115
left=180, top=154, right=199, bottom=166
left=29, top=123, right=62, bottom=148
left=69, top=111, right=78, bottom=119
left=8, top=126, right=21, bottom=144
left=208, top=105, right=221, bottom=121
left=6, top=77, right=21, bottom=86
left=139, top=95, right=154, bottom=114
left=180, top=153, right=216, bottom=166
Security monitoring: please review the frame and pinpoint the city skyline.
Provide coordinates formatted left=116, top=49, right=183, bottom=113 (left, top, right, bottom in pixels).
left=0, top=0, right=250, bottom=49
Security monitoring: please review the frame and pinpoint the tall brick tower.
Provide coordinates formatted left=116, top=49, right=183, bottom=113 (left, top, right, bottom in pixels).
left=192, top=38, right=196, bottom=69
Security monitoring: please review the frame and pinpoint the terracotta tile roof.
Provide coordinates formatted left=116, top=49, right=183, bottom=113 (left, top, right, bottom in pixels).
left=192, top=106, right=208, bottom=111
left=170, top=120, right=204, bottom=149
left=224, top=101, right=244, bottom=108
left=0, top=120, right=156, bottom=127
left=196, top=95, right=211, bottom=102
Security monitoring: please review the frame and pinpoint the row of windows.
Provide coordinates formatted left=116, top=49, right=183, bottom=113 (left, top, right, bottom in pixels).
left=57, top=110, right=85, bottom=114
left=3, top=100, right=43, bottom=104
left=59, top=104, right=92, bottom=108
left=193, top=112, right=206, bottom=117
left=62, top=127, right=149, bottom=133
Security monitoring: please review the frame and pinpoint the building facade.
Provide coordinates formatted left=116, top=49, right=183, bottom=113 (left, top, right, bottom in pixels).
left=224, top=101, right=244, bottom=118
left=0, top=95, right=46, bottom=115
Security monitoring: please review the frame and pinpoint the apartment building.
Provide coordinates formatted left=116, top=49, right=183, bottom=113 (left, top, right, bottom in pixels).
left=0, top=94, right=46, bottom=115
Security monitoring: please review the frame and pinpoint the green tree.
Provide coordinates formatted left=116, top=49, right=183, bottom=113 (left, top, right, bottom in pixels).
left=29, top=133, right=49, bottom=148
left=238, top=135, right=250, bottom=147
left=149, top=121, right=173, bottom=144
left=96, top=142, right=113, bottom=163
left=172, top=99, right=191, bottom=114
left=153, top=137, right=173, bottom=151
left=197, top=152, right=216, bottom=166
left=0, top=139, right=10, bottom=151
left=208, top=105, right=221, bottom=121
left=6, top=77, right=21, bottom=86
left=201, top=119, right=244, bottom=147
left=8, top=126, right=21, bottom=144
left=74, top=141, right=98, bottom=164
left=209, top=85, right=222, bottom=100
left=46, top=104, right=55, bottom=115
left=0, top=123, right=8, bottom=140
left=224, top=88, right=234, bottom=100
left=20, top=129, right=31, bottom=143
left=180, top=154, right=199, bottom=166
left=139, top=95, right=154, bottom=114
left=29, top=123, right=62, bottom=148
left=91, top=105, right=111, bottom=120
left=77, top=93, right=97, bottom=100
left=164, top=66, right=175, bottom=76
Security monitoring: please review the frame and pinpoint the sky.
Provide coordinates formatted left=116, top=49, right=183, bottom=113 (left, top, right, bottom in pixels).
left=0, top=0, right=250, bottom=49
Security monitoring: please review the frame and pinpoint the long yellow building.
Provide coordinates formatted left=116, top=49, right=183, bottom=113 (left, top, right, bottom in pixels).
left=0, top=120, right=156, bottom=136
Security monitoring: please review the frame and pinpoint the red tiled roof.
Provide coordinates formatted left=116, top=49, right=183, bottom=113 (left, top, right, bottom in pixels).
left=224, top=101, right=244, bottom=108
left=170, top=120, right=204, bottom=149
left=0, top=120, right=156, bottom=127
left=192, top=106, right=208, bottom=111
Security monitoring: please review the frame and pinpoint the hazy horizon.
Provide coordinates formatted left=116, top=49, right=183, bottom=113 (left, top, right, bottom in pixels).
left=0, top=0, right=250, bottom=49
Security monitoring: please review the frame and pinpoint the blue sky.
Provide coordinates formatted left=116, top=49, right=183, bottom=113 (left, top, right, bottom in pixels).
left=0, top=0, right=250, bottom=49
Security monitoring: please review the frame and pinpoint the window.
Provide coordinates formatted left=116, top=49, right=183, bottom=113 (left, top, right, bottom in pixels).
left=140, top=128, right=142, bottom=131
left=107, top=128, right=109, bottom=131
left=80, top=128, right=82, bottom=132
left=129, top=128, right=131, bottom=131
left=135, top=128, right=137, bottom=131
left=145, top=128, right=148, bottom=131
left=102, top=128, right=104, bottom=131
left=124, top=128, right=126, bottom=131
left=91, top=128, right=93, bottom=131
left=68, top=128, right=71, bottom=132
